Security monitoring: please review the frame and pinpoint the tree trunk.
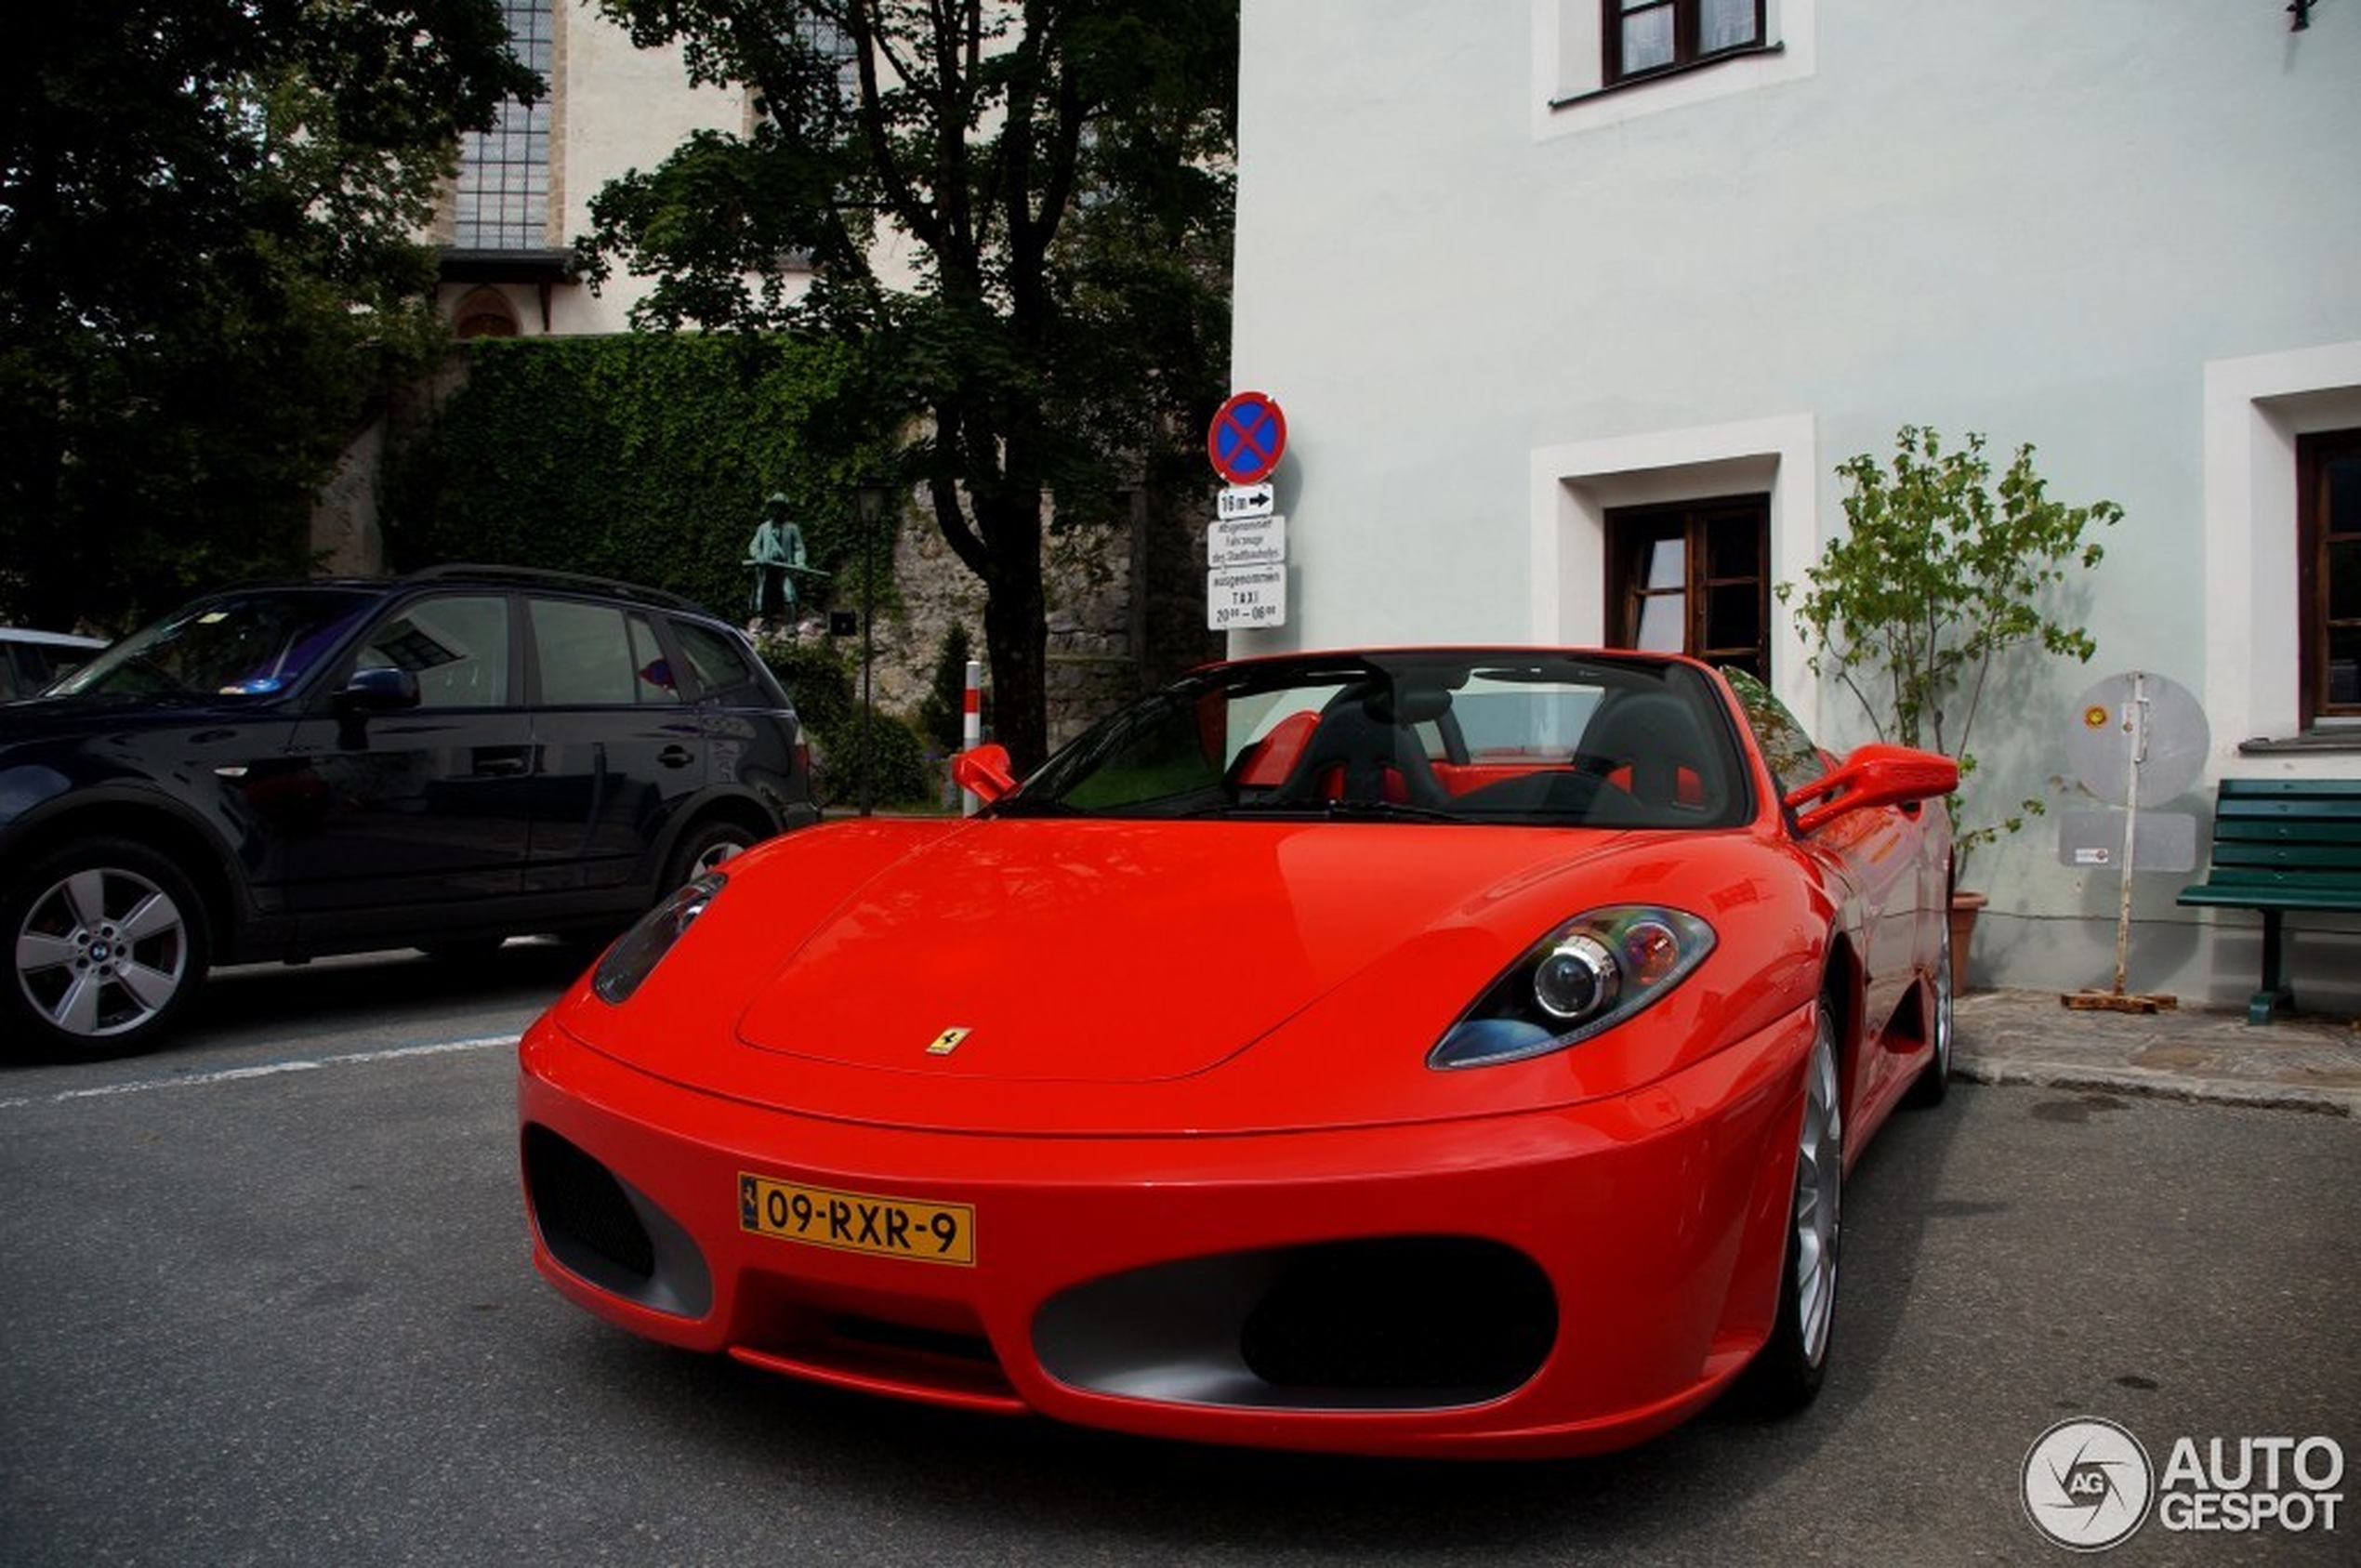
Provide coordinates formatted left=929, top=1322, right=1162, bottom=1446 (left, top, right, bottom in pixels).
left=978, top=491, right=1049, bottom=772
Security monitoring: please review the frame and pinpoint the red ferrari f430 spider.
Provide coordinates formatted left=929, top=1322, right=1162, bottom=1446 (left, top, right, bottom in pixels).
left=518, top=648, right=1958, bottom=1458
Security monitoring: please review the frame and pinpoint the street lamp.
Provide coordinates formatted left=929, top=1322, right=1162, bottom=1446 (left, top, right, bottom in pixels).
left=854, top=484, right=890, bottom=817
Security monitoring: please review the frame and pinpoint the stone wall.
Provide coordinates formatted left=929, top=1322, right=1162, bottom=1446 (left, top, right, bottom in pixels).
left=799, top=488, right=1220, bottom=753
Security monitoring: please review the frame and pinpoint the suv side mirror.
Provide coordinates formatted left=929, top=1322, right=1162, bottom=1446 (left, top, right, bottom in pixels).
left=338, top=665, right=420, bottom=712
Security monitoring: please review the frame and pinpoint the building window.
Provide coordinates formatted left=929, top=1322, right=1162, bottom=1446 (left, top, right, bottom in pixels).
left=455, top=0, right=552, bottom=251
left=1603, top=0, right=1764, bottom=85
left=1604, top=496, right=1770, bottom=681
left=2299, top=428, right=2361, bottom=725
left=1540, top=0, right=1811, bottom=138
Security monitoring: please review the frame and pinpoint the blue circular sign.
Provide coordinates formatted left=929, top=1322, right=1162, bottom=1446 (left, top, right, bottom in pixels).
left=1207, top=391, right=1286, bottom=485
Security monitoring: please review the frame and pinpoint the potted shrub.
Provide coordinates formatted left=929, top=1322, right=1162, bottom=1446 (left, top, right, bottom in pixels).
left=1780, top=425, right=2121, bottom=988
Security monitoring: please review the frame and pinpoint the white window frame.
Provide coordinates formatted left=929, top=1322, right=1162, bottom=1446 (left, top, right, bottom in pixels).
left=2202, top=341, right=2361, bottom=754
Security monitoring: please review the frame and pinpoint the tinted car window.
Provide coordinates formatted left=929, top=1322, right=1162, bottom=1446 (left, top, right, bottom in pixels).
left=56, top=589, right=376, bottom=699
left=357, top=595, right=510, bottom=708
left=628, top=613, right=681, bottom=703
left=672, top=619, right=764, bottom=702
left=532, top=600, right=682, bottom=706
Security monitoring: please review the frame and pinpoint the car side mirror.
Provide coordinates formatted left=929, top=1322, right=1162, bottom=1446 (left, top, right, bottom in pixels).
left=1782, top=744, right=1959, bottom=835
left=338, top=665, right=420, bottom=712
left=952, top=743, right=1018, bottom=805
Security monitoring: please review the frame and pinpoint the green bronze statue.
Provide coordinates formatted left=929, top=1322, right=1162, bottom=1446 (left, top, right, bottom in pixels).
left=746, top=493, right=810, bottom=622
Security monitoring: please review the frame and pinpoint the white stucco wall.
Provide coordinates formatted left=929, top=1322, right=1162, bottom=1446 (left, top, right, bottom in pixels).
left=547, top=6, right=775, bottom=332
left=1232, top=0, right=2361, bottom=1007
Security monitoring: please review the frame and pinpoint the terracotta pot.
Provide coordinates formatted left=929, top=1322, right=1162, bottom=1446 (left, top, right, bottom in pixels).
left=1947, top=890, right=1987, bottom=995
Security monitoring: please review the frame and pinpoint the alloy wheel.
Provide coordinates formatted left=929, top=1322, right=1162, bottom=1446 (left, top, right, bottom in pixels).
left=15, top=865, right=194, bottom=1040
left=1791, top=1010, right=1843, bottom=1367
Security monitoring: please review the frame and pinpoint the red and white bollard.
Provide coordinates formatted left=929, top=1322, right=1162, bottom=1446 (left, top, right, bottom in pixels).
left=961, top=659, right=983, bottom=815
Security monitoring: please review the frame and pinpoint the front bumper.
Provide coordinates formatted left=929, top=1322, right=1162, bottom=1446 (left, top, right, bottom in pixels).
left=516, top=1003, right=1813, bottom=1459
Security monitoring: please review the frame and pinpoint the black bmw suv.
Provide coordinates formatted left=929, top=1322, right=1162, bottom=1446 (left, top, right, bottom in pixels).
left=0, top=566, right=815, bottom=1060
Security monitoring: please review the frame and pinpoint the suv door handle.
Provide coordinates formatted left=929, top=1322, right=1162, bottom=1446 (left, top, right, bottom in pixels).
left=474, top=750, right=532, bottom=776
left=658, top=745, right=695, bottom=769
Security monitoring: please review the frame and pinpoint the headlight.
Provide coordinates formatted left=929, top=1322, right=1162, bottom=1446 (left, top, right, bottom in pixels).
left=1430, top=906, right=1715, bottom=1070
left=593, top=873, right=725, bottom=1005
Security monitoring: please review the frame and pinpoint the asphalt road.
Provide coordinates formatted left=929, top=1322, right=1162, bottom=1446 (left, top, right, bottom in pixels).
left=4, top=949, right=2356, bottom=1566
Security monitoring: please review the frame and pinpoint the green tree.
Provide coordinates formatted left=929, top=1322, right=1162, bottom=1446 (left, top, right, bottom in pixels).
left=578, top=0, right=1236, bottom=769
left=1780, top=425, right=2121, bottom=867
left=0, top=2, right=537, bottom=632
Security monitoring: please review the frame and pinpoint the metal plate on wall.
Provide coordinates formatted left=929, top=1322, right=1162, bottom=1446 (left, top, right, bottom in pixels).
left=2057, top=809, right=2199, bottom=874
left=2064, top=672, right=2209, bottom=809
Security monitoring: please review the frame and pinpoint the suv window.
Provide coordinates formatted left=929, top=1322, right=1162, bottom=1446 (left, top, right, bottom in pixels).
left=672, top=618, right=764, bottom=702
left=56, top=589, right=377, bottom=699
left=629, top=613, right=680, bottom=703
left=531, top=599, right=683, bottom=707
left=359, top=595, right=510, bottom=708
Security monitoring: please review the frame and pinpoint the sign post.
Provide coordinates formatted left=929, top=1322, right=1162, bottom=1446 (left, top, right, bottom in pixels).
left=1207, top=393, right=1289, bottom=630
left=2057, top=670, right=2209, bottom=1013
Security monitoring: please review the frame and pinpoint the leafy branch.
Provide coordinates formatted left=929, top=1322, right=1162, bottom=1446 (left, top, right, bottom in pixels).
left=1779, top=426, right=2120, bottom=872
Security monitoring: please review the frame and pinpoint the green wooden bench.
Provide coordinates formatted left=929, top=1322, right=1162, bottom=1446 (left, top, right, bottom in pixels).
left=2177, top=778, right=2361, bottom=1023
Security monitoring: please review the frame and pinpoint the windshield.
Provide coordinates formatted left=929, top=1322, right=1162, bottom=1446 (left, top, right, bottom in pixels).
left=1006, top=651, right=1752, bottom=829
left=52, top=589, right=379, bottom=700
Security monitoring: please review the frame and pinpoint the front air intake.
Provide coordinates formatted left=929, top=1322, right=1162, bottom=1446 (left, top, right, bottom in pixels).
left=1239, top=1237, right=1557, bottom=1393
left=523, top=1126, right=657, bottom=1283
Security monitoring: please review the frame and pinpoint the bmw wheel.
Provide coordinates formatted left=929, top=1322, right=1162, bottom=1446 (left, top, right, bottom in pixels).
left=1744, top=988, right=1844, bottom=1410
left=663, top=820, right=757, bottom=892
left=4, top=839, right=211, bottom=1061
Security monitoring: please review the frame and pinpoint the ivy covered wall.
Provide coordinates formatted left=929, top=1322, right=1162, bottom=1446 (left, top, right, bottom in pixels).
left=382, top=333, right=879, bottom=617
left=376, top=331, right=1219, bottom=803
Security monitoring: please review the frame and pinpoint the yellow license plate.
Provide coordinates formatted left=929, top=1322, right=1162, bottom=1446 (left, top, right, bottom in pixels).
left=739, top=1174, right=975, bottom=1266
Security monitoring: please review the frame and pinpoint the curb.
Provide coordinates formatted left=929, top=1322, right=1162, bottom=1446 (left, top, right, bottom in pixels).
left=1952, top=1057, right=2356, bottom=1117
left=1952, top=989, right=2361, bottom=1119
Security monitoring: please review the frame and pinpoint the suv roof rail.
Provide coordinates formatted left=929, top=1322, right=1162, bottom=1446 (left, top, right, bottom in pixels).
left=400, top=562, right=710, bottom=615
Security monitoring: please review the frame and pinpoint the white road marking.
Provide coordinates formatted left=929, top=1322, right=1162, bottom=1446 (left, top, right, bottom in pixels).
left=0, top=1034, right=516, bottom=1110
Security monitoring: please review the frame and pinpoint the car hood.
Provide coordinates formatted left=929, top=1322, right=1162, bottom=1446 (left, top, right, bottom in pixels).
left=731, top=817, right=1589, bottom=1083
left=557, top=815, right=1816, bottom=1135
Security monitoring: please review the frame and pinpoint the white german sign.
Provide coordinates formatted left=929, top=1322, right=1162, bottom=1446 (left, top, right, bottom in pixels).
left=1208, top=565, right=1286, bottom=629
left=1207, top=513, right=1286, bottom=570
left=1217, top=483, right=1275, bottom=520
